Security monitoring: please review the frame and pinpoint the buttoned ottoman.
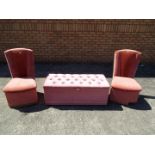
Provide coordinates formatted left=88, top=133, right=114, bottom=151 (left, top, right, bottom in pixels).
left=44, top=74, right=110, bottom=105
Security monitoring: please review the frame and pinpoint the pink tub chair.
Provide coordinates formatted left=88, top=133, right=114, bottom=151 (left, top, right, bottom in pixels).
left=110, top=49, right=142, bottom=105
left=3, top=48, right=38, bottom=108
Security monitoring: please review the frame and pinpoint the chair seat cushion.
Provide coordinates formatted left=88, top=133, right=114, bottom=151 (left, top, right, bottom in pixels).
left=111, top=76, right=142, bottom=91
left=3, top=78, right=36, bottom=92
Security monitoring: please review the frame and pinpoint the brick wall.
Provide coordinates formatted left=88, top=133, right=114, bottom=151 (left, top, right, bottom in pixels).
left=0, top=19, right=155, bottom=63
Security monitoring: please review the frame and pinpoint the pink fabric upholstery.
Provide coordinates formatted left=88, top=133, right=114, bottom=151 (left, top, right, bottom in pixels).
left=110, top=49, right=142, bottom=105
left=3, top=48, right=38, bottom=108
left=44, top=74, right=110, bottom=105
left=113, top=49, right=141, bottom=77
left=4, top=48, right=35, bottom=78
left=3, top=78, right=36, bottom=92
left=111, top=76, right=142, bottom=91
left=110, top=88, right=140, bottom=105
left=4, top=89, right=38, bottom=108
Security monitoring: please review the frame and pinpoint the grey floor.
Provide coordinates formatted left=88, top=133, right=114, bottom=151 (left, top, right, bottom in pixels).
left=0, top=63, right=155, bottom=134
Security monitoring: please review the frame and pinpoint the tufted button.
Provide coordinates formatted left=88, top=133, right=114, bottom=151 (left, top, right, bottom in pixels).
left=76, top=88, right=80, bottom=91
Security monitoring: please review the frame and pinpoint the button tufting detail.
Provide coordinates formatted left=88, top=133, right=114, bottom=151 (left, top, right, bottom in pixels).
left=45, top=74, right=110, bottom=88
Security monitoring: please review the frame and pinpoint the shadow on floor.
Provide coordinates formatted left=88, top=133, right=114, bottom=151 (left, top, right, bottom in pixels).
left=141, top=95, right=155, bottom=99
left=15, top=93, right=152, bottom=113
left=52, top=102, right=123, bottom=111
left=1, top=63, right=155, bottom=77
left=16, top=92, right=49, bottom=113
left=123, top=95, right=152, bottom=110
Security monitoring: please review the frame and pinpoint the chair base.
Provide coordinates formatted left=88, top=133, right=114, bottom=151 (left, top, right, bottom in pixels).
left=4, top=88, right=38, bottom=108
left=110, top=88, right=140, bottom=105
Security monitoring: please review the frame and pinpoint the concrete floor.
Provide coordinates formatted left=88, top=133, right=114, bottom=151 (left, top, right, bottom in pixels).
left=0, top=63, right=155, bottom=134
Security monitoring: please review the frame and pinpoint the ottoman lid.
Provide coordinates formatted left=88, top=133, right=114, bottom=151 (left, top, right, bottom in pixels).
left=3, top=78, right=36, bottom=92
left=44, top=74, right=110, bottom=88
left=111, top=76, right=142, bottom=91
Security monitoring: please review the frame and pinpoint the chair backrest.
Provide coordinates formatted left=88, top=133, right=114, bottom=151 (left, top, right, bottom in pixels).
left=113, top=49, right=142, bottom=78
left=4, top=48, right=35, bottom=78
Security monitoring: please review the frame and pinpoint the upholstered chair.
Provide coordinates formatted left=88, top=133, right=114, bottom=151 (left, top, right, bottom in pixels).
left=110, top=49, right=142, bottom=105
left=3, top=48, right=38, bottom=108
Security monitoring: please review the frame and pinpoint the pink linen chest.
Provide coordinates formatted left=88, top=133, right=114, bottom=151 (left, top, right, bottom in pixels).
left=44, top=74, right=110, bottom=105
